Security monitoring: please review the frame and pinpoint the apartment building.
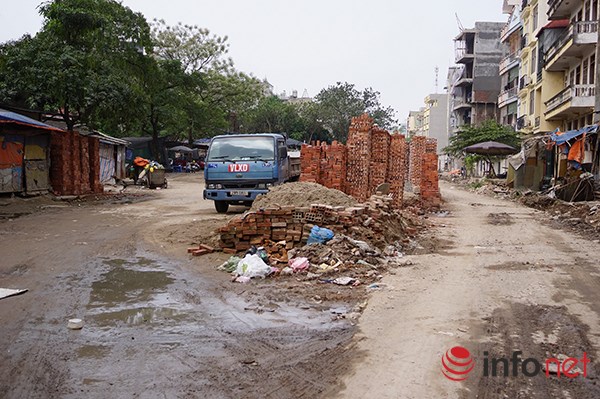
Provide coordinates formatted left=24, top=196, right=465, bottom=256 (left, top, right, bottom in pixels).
left=499, top=1, right=523, bottom=130
left=542, top=0, right=597, bottom=131
left=449, top=22, right=505, bottom=133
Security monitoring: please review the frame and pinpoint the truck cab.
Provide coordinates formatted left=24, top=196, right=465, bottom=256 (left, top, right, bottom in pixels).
left=203, top=133, right=294, bottom=213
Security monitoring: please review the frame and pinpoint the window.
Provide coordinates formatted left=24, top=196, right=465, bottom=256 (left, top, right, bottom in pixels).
left=533, top=5, right=539, bottom=31
left=583, top=59, right=589, bottom=84
left=590, top=54, right=596, bottom=85
left=529, top=92, right=535, bottom=115
left=584, top=0, right=591, bottom=21
left=207, top=136, right=275, bottom=161
left=531, top=48, right=537, bottom=75
left=576, top=65, right=582, bottom=84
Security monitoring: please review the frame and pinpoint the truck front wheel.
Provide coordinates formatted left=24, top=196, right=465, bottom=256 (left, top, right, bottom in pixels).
left=214, top=201, right=229, bottom=213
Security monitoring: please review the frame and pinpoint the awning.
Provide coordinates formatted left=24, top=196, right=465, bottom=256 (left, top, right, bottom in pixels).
left=0, top=109, right=64, bottom=132
left=548, top=125, right=598, bottom=145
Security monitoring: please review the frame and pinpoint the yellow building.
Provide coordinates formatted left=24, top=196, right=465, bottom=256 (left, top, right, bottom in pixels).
left=541, top=0, right=597, bottom=132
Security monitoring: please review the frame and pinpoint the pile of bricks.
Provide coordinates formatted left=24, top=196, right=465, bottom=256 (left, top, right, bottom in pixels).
left=346, top=114, right=373, bottom=202
left=49, top=131, right=103, bottom=195
left=409, top=136, right=427, bottom=189
left=387, top=134, right=408, bottom=208
left=300, top=141, right=347, bottom=192
left=369, top=126, right=391, bottom=195
left=299, top=143, right=322, bottom=183
left=218, top=194, right=414, bottom=253
left=320, top=141, right=347, bottom=192
left=420, top=152, right=441, bottom=207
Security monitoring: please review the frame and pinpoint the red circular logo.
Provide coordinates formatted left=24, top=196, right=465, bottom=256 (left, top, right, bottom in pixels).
left=442, top=346, right=475, bottom=381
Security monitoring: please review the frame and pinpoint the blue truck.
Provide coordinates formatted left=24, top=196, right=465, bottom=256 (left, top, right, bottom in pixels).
left=203, top=133, right=301, bottom=213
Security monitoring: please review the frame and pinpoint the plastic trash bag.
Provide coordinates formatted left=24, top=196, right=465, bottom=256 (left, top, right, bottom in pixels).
left=306, top=226, right=334, bottom=245
left=289, top=257, right=310, bottom=272
left=236, top=254, right=272, bottom=278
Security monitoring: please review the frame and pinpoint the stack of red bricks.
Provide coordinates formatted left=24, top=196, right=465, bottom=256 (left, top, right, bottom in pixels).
left=299, top=143, right=322, bottom=183
left=321, top=141, right=347, bottom=192
left=387, top=134, right=408, bottom=208
left=369, top=127, right=390, bottom=195
left=409, top=136, right=427, bottom=189
left=49, top=131, right=103, bottom=195
left=219, top=207, right=304, bottom=252
left=88, top=137, right=102, bottom=193
left=346, top=114, right=373, bottom=202
left=420, top=152, right=441, bottom=208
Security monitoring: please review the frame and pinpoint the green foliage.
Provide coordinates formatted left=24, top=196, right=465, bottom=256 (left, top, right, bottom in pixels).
left=444, top=120, right=522, bottom=156
left=0, top=0, right=152, bottom=131
left=314, top=82, right=396, bottom=142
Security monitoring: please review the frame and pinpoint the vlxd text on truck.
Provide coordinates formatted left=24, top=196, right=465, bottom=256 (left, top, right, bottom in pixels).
left=203, top=134, right=300, bottom=213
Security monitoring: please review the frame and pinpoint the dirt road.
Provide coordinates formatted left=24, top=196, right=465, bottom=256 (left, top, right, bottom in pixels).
left=337, top=181, right=600, bottom=398
left=0, top=174, right=357, bottom=398
left=4, top=175, right=600, bottom=398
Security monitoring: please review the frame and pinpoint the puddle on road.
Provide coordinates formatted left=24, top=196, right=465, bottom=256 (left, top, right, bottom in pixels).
left=90, top=306, right=185, bottom=326
left=88, top=259, right=175, bottom=308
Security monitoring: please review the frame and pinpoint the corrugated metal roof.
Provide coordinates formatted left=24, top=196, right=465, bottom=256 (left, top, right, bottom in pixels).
left=0, top=109, right=65, bottom=132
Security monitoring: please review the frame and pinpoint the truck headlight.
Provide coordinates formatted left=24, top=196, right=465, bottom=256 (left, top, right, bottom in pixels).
left=208, top=184, right=215, bottom=189
left=266, top=183, right=273, bottom=188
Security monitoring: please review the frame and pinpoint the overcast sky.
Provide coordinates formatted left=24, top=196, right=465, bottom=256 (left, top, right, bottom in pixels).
left=0, top=0, right=505, bottom=124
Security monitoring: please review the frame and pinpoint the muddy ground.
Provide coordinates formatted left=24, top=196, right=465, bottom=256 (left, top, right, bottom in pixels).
left=0, top=173, right=368, bottom=398
left=5, top=175, right=600, bottom=398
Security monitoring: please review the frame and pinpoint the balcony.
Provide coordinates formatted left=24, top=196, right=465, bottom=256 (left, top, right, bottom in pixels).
left=499, top=52, right=520, bottom=75
left=498, top=87, right=519, bottom=108
left=544, top=84, right=595, bottom=120
left=500, top=11, right=522, bottom=43
left=545, top=21, right=598, bottom=71
left=452, top=96, right=472, bottom=111
left=455, top=72, right=474, bottom=88
left=519, top=75, right=530, bottom=90
left=548, top=0, right=580, bottom=20
left=455, top=46, right=475, bottom=64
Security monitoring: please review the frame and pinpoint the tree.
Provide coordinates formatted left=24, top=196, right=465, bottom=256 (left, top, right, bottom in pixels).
left=443, top=120, right=522, bottom=156
left=314, top=82, right=397, bottom=142
left=0, top=0, right=152, bottom=131
left=150, top=20, right=262, bottom=142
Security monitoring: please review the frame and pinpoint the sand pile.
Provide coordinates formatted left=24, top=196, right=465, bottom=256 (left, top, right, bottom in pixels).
left=251, top=182, right=357, bottom=210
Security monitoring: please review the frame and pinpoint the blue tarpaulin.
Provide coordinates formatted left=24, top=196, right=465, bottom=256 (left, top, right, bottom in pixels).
left=548, top=125, right=598, bottom=145
left=0, top=109, right=64, bottom=132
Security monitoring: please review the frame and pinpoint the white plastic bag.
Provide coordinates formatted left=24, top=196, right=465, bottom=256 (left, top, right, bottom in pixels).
left=236, top=254, right=272, bottom=279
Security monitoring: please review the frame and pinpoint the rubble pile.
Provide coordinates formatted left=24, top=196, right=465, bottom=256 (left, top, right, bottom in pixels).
left=219, top=193, right=421, bottom=254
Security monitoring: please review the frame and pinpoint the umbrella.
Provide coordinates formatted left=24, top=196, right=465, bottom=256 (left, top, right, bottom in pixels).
left=168, top=145, right=194, bottom=153
left=463, top=141, right=519, bottom=177
left=463, top=141, right=518, bottom=156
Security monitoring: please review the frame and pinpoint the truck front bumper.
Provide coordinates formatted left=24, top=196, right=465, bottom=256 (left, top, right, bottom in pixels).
left=203, top=189, right=268, bottom=202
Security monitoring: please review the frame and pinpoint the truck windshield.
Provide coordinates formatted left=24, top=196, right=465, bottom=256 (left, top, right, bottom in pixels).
left=207, top=136, right=275, bottom=161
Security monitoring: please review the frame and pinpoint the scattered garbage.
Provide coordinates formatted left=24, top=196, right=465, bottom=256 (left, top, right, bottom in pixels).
left=332, top=277, right=357, bottom=286
left=235, top=254, right=272, bottom=279
left=67, top=318, right=84, bottom=330
left=234, top=276, right=251, bottom=284
left=306, top=226, right=335, bottom=245
left=289, top=257, right=310, bottom=273
left=217, top=256, right=241, bottom=273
